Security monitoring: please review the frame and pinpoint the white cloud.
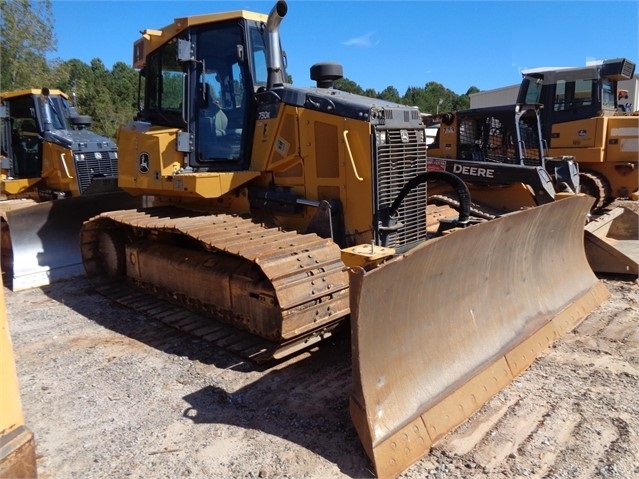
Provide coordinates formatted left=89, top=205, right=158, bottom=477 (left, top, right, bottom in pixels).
left=342, top=31, right=378, bottom=47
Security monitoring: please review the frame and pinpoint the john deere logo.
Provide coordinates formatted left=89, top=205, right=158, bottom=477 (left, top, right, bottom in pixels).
left=139, top=152, right=150, bottom=173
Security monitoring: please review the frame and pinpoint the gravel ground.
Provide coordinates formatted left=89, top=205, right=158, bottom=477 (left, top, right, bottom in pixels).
left=5, top=272, right=638, bottom=479
left=5, top=199, right=639, bottom=479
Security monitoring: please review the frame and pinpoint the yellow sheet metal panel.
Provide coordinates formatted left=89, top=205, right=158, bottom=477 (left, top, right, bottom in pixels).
left=0, top=277, right=23, bottom=433
left=0, top=178, right=41, bottom=195
left=0, top=272, right=37, bottom=478
left=1, top=89, right=67, bottom=100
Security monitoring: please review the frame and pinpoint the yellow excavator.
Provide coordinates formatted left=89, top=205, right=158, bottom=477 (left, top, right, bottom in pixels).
left=0, top=267, right=38, bottom=478
left=79, top=2, right=609, bottom=477
left=0, top=89, right=141, bottom=291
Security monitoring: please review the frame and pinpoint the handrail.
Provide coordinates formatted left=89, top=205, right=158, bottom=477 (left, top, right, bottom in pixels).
left=60, top=153, right=74, bottom=178
left=343, top=130, right=363, bottom=181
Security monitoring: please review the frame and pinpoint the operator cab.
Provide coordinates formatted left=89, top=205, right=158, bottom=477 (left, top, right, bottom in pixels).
left=1, top=90, right=75, bottom=179
left=518, top=58, right=636, bottom=140
left=137, top=16, right=279, bottom=171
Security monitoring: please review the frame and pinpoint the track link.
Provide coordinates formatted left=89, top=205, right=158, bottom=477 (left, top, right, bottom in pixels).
left=81, top=207, right=351, bottom=362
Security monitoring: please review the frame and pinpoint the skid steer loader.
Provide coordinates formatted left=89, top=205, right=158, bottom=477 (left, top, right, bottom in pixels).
left=425, top=104, right=639, bottom=275
left=0, top=88, right=142, bottom=290
left=79, top=2, right=609, bottom=477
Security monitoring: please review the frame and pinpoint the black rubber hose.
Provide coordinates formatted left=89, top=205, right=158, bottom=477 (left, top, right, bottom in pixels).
left=387, top=171, right=471, bottom=224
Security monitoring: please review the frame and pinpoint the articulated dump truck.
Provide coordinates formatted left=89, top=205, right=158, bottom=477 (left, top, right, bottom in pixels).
left=79, top=2, right=609, bottom=477
left=0, top=89, right=141, bottom=291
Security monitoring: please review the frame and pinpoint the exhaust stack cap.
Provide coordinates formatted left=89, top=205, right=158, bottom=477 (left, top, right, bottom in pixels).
left=310, top=62, right=343, bottom=89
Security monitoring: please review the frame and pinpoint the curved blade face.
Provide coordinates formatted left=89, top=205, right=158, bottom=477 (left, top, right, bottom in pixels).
left=349, top=195, right=609, bottom=478
left=2, top=192, right=142, bottom=291
left=584, top=206, right=639, bottom=275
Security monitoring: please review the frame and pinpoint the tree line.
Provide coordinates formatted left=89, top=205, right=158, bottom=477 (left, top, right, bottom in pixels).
left=1, top=0, right=478, bottom=139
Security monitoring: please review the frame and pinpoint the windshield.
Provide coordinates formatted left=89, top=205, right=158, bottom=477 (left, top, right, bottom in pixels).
left=42, top=94, right=70, bottom=130
left=601, top=79, right=616, bottom=111
left=522, top=76, right=543, bottom=104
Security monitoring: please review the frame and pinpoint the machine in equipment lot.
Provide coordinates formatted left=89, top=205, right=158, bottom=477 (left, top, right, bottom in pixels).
left=0, top=88, right=141, bottom=290
left=79, top=2, right=609, bottom=477
left=517, top=58, right=638, bottom=208
left=426, top=104, right=639, bottom=275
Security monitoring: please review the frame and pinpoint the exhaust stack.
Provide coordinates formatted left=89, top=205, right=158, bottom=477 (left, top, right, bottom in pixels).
left=265, top=1, right=288, bottom=89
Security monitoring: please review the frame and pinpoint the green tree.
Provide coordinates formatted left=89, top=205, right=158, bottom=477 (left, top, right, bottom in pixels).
left=0, top=0, right=56, bottom=90
left=403, top=86, right=428, bottom=111
left=452, top=86, right=480, bottom=110
left=334, top=77, right=364, bottom=95
left=363, top=88, right=377, bottom=99
left=378, top=86, right=401, bottom=103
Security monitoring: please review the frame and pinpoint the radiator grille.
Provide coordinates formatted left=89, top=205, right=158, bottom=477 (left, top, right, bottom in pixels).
left=374, top=128, right=428, bottom=251
left=74, top=151, right=118, bottom=193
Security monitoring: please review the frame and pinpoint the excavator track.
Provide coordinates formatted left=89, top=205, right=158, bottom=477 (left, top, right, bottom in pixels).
left=81, top=207, right=350, bottom=362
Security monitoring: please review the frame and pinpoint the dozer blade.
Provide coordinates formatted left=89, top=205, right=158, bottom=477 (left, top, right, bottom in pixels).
left=584, top=206, right=639, bottom=275
left=1, top=191, right=143, bottom=291
left=349, top=195, right=609, bottom=479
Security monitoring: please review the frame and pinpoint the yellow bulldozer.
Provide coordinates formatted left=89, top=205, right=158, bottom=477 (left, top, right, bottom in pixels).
left=79, top=2, right=609, bottom=477
left=0, top=88, right=142, bottom=290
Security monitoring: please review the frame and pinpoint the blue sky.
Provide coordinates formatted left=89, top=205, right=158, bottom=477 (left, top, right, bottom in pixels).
left=49, top=0, right=639, bottom=95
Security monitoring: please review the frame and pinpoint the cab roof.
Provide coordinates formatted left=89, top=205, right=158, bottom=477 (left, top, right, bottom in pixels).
left=134, top=9, right=269, bottom=69
left=1, top=89, right=69, bottom=101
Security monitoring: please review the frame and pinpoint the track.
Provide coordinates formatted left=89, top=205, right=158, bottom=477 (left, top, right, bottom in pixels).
left=80, top=207, right=350, bottom=361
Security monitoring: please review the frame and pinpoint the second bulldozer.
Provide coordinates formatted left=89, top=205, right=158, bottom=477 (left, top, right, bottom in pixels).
left=80, top=2, right=609, bottom=477
left=0, top=88, right=141, bottom=290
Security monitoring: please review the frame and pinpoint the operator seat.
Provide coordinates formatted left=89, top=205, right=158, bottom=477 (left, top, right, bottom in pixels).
left=198, top=90, right=230, bottom=160
left=200, top=90, right=228, bottom=138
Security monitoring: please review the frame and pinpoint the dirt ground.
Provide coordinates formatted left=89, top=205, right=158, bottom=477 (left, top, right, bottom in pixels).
left=4, top=204, right=639, bottom=478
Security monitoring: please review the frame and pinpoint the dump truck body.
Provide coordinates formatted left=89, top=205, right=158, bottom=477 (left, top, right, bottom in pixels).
left=80, top=2, right=608, bottom=477
left=0, top=89, right=142, bottom=290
